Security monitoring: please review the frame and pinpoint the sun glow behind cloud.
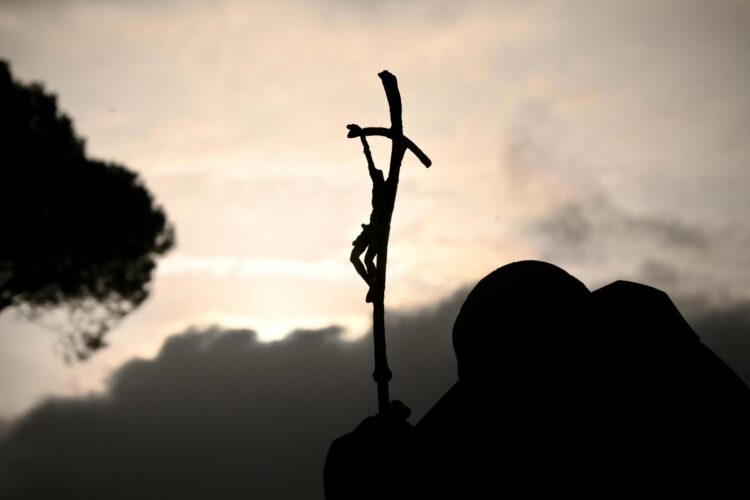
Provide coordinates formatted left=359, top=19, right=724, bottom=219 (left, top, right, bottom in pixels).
left=157, top=255, right=352, bottom=281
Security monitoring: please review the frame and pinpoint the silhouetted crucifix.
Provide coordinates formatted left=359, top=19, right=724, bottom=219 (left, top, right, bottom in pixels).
left=347, top=71, right=431, bottom=413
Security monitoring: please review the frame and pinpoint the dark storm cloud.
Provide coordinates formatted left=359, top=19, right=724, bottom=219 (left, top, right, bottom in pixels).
left=536, top=198, right=709, bottom=251
left=0, top=292, right=465, bottom=500
left=0, top=417, right=10, bottom=442
left=535, top=203, right=592, bottom=247
left=0, top=284, right=747, bottom=499
left=637, top=259, right=680, bottom=287
left=529, top=193, right=730, bottom=296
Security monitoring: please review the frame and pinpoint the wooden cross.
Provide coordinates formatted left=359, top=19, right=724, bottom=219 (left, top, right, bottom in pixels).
left=348, top=70, right=431, bottom=413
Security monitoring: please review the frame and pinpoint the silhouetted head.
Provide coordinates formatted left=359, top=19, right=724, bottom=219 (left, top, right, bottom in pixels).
left=453, top=261, right=590, bottom=382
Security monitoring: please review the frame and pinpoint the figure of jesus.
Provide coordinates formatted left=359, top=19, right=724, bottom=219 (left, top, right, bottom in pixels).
left=350, top=132, right=385, bottom=303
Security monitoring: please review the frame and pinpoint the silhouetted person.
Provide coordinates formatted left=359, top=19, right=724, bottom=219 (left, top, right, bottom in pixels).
left=325, top=261, right=750, bottom=497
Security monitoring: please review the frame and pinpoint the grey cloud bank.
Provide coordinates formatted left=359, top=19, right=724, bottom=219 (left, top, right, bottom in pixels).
left=0, top=291, right=463, bottom=499
left=1, top=283, right=748, bottom=499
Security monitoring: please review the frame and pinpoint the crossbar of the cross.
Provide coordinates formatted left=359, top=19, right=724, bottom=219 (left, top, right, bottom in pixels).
left=346, top=126, right=432, bottom=169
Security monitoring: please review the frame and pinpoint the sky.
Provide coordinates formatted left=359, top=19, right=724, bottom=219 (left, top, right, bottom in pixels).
left=1, top=0, right=749, bottom=497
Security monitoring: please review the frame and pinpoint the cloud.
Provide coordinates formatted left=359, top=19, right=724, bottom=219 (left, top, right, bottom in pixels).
left=0, top=280, right=748, bottom=498
left=528, top=191, right=750, bottom=302
left=0, top=291, right=464, bottom=499
left=156, top=254, right=351, bottom=281
left=0, top=417, right=10, bottom=442
left=637, top=259, right=680, bottom=287
left=529, top=194, right=712, bottom=289
left=536, top=197, right=709, bottom=253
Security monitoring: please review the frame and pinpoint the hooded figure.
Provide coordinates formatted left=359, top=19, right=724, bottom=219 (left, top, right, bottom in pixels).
left=325, top=261, right=750, bottom=498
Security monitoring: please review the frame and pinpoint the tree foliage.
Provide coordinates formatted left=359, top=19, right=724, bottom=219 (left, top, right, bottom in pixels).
left=0, top=60, right=175, bottom=360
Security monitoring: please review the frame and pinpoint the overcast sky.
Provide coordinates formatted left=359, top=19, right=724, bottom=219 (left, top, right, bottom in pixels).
left=1, top=1, right=749, bottom=496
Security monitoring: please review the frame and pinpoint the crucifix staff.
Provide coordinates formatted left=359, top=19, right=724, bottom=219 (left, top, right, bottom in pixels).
left=348, top=70, right=432, bottom=413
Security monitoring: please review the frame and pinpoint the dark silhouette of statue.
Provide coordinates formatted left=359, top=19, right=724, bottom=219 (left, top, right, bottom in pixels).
left=0, top=60, right=175, bottom=360
left=325, top=261, right=750, bottom=497
left=349, top=134, right=384, bottom=304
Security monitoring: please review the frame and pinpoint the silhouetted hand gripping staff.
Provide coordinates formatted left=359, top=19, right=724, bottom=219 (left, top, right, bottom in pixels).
left=347, top=71, right=431, bottom=413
